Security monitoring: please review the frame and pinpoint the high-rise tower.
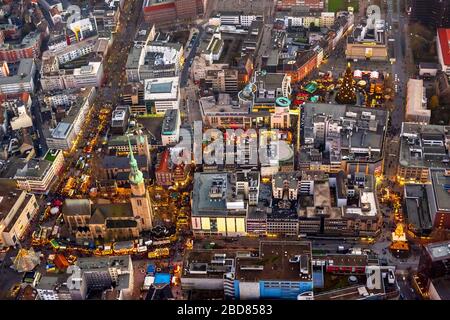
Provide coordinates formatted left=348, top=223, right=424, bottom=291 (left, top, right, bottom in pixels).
left=128, top=137, right=153, bottom=230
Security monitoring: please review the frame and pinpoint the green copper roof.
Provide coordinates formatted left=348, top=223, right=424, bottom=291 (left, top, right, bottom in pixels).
left=276, top=97, right=291, bottom=107
left=128, top=136, right=144, bottom=185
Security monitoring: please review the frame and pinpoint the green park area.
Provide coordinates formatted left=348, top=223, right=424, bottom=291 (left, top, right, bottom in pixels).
left=327, top=0, right=359, bottom=12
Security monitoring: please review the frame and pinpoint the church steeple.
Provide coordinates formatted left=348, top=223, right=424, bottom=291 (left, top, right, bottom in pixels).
left=128, top=136, right=143, bottom=185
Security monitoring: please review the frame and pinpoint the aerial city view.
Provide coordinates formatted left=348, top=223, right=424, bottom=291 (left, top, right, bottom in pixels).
left=0, top=0, right=450, bottom=304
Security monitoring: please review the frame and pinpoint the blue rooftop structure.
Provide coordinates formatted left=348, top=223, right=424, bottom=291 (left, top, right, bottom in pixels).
left=154, top=273, right=171, bottom=285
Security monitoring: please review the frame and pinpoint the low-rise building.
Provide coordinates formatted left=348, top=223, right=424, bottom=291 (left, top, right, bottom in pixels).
left=405, top=79, right=430, bottom=124
left=346, top=20, right=388, bottom=61
left=419, top=62, right=439, bottom=78
left=182, top=241, right=313, bottom=300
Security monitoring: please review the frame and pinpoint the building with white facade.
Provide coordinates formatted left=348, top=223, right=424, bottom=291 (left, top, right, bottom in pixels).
left=0, top=59, right=35, bottom=94
left=0, top=189, right=38, bottom=248
left=405, top=79, right=430, bottom=124
left=43, top=37, right=97, bottom=65
left=46, top=87, right=96, bottom=150
left=14, top=149, right=64, bottom=193
left=219, top=12, right=262, bottom=27
left=40, top=61, right=104, bottom=91
left=143, top=77, right=180, bottom=114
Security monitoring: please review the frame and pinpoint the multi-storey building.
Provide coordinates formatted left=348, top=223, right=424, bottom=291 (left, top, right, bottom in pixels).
left=161, top=109, right=181, bottom=146
left=204, top=68, right=239, bottom=93
left=416, top=240, right=450, bottom=299
left=14, top=149, right=64, bottom=193
left=0, top=58, right=35, bottom=95
left=0, top=188, right=38, bottom=248
left=397, top=123, right=449, bottom=183
left=410, top=0, right=450, bottom=29
left=126, top=41, right=184, bottom=82
left=0, top=31, right=42, bottom=63
left=437, top=28, right=450, bottom=75
left=143, top=77, right=180, bottom=114
left=40, top=60, right=104, bottom=91
left=143, top=0, right=203, bottom=24
left=111, top=106, right=130, bottom=135
left=45, top=87, right=96, bottom=151
left=276, top=0, right=324, bottom=11
left=192, top=172, right=254, bottom=236
left=43, top=37, right=98, bottom=65
left=182, top=241, right=313, bottom=300
left=346, top=19, right=388, bottom=61
left=300, top=103, right=388, bottom=175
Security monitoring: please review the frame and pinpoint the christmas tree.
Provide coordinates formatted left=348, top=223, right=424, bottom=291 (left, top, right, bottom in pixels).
left=336, top=63, right=357, bottom=104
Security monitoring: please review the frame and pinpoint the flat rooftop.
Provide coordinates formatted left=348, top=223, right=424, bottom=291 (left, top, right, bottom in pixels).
left=192, top=172, right=247, bottom=217
left=235, top=241, right=312, bottom=282
left=255, top=72, right=286, bottom=91
left=404, top=184, right=433, bottom=232
left=161, top=109, right=179, bottom=135
left=406, top=79, right=430, bottom=119
left=430, top=169, right=450, bottom=212
left=321, top=254, right=369, bottom=267
left=303, top=103, right=387, bottom=158
left=51, top=122, right=73, bottom=139
left=183, top=250, right=235, bottom=279
left=77, top=255, right=130, bottom=270
left=144, top=77, right=179, bottom=101
left=399, top=123, right=449, bottom=169
left=0, top=59, right=34, bottom=85
left=431, top=277, right=450, bottom=300
left=424, top=240, right=450, bottom=262
left=0, top=187, right=25, bottom=222
left=199, top=94, right=249, bottom=116
left=14, top=159, right=52, bottom=180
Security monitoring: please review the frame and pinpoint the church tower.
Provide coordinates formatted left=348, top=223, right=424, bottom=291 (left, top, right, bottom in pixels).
left=128, top=138, right=153, bottom=230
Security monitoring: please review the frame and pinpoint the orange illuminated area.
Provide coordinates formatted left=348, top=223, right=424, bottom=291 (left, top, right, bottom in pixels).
left=390, top=223, right=410, bottom=252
